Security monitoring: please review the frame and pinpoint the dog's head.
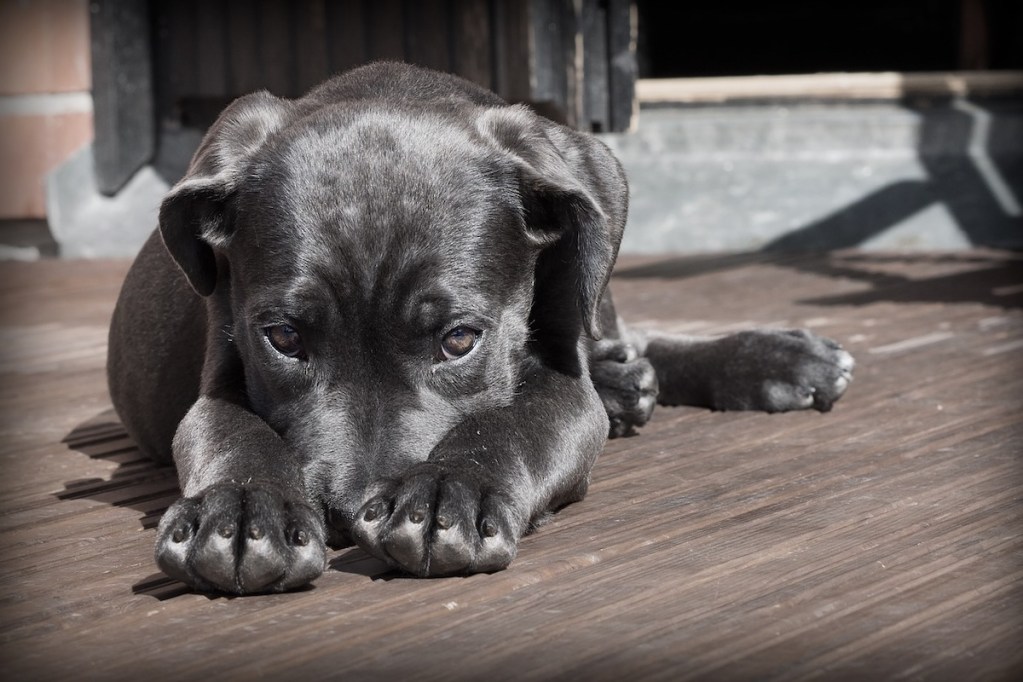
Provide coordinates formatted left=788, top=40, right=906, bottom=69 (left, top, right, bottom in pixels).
left=158, top=81, right=627, bottom=523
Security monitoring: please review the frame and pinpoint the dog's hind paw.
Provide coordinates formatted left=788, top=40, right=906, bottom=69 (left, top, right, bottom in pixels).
left=590, top=340, right=658, bottom=437
left=351, top=463, right=521, bottom=577
left=700, top=329, right=855, bottom=413
left=155, top=482, right=326, bottom=595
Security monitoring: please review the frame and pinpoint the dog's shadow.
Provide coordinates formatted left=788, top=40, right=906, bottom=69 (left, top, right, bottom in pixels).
left=59, top=409, right=190, bottom=599
left=59, top=409, right=179, bottom=531
left=61, top=409, right=394, bottom=599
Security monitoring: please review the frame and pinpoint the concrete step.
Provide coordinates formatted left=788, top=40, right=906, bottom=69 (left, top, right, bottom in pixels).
left=600, top=99, right=1023, bottom=252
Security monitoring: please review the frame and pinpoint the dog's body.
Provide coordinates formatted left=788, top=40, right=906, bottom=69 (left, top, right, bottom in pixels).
left=108, top=63, right=853, bottom=594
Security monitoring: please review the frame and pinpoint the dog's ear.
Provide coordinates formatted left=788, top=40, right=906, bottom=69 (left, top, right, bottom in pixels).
left=478, top=105, right=628, bottom=339
left=159, top=91, right=295, bottom=296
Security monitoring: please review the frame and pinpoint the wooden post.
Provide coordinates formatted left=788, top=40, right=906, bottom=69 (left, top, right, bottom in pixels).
left=90, top=0, right=155, bottom=195
left=582, top=0, right=610, bottom=132
left=607, top=0, right=637, bottom=133
left=448, top=0, right=492, bottom=90
left=530, top=0, right=579, bottom=128
left=505, top=0, right=636, bottom=132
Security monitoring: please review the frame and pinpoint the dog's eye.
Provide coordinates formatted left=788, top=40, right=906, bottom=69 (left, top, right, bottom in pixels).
left=439, top=326, right=479, bottom=361
left=265, top=324, right=305, bottom=358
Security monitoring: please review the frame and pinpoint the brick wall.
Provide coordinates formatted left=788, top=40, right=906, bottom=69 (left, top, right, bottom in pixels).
left=0, top=0, right=93, bottom=219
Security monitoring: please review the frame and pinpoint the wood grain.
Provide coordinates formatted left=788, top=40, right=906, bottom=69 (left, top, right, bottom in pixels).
left=0, top=252, right=1020, bottom=680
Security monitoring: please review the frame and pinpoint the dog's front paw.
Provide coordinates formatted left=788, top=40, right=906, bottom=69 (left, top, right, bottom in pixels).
left=715, top=329, right=855, bottom=413
left=351, top=463, right=521, bottom=577
left=155, top=482, right=326, bottom=594
left=590, top=340, right=659, bottom=437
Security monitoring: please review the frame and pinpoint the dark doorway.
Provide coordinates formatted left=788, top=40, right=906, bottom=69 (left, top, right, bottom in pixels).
left=636, top=0, right=1023, bottom=78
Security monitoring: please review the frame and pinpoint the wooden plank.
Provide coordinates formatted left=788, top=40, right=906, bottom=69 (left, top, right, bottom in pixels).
left=492, top=0, right=532, bottom=104
left=405, top=0, right=451, bottom=73
left=259, top=0, right=294, bottom=95
left=450, top=0, right=493, bottom=89
left=530, top=0, right=577, bottom=126
left=195, top=0, right=229, bottom=98
left=0, top=251, right=1021, bottom=679
left=325, top=0, right=368, bottom=74
left=293, top=0, right=330, bottom=94
left=367, top=0, right=405, bottom=62
left=226, top=0, right=263, bottom=95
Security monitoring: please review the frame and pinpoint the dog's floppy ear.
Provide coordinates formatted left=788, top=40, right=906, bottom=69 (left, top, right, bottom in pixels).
left=159, top=91, right=295, bottom=296
left=478, top=105, right=628, bottom=339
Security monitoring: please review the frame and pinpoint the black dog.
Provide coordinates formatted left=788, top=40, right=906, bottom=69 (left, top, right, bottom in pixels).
left=107, top=62, right=853, bottom=594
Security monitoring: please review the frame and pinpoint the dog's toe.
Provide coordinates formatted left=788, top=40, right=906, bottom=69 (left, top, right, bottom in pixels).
left=836, top=348, right=856, bottom=373
left=709, top=329, right=856, bottom=413
left=382, top=517, right=431, bottom=575
left=428, top=526, right=473, bottom=575
left=352, top=464, right=520, bottom=577
left=155, top=482, right=326, bottom=594
left=237, top=533, right=287, bottom=592
left=591, top=347, right=659, bottom=438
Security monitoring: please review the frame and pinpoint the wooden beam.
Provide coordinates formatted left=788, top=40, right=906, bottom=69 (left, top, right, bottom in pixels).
left=636, top=71, right=1023, bottom=104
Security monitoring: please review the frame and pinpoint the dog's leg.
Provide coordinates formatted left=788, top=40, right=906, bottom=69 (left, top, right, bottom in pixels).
left=636, top=327, right=855, bottom=413
left=155, top=384, right=327, bottom=595
left=351, top=366, right=607, bottom=577
left=107, top=231, right=205, bottom=463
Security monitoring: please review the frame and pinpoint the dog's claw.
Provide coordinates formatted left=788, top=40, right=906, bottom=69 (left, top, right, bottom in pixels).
left=480, top=518, right=498, bottom=538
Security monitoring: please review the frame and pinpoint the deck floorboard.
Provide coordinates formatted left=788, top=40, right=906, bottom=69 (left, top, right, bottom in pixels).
left=0, top=251, right=1020, bottom=680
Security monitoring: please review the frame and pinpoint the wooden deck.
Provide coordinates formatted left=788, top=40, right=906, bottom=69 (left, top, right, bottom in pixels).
left=1, top=251, right=1021, bottom=680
